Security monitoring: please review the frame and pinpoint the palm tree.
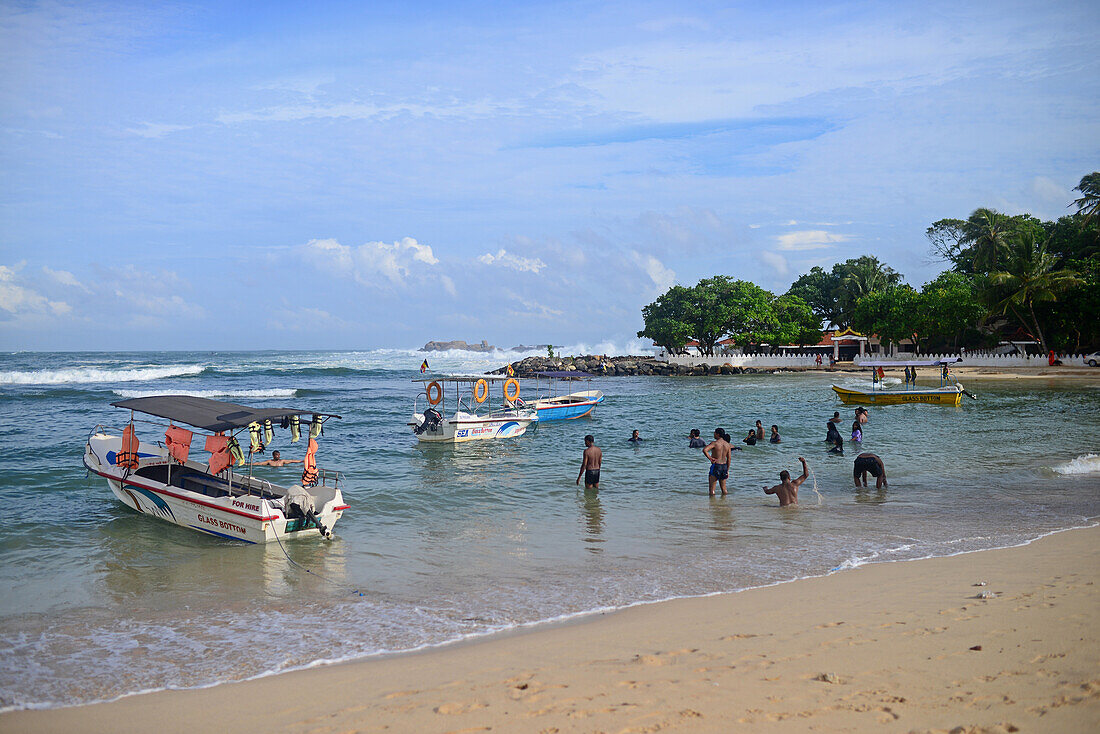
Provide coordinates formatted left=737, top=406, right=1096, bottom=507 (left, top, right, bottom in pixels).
left=1071, top=172, right=1100, bottom=224
left=961, top=208, right=1011, bottom=272
left=987, top=233, right=1082, bottom=353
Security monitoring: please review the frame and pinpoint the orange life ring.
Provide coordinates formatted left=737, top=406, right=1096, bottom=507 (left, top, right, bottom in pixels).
left=427, top=381, right=443, bottom=405
left=503, top=378, right=520, bottom=402
left=474, top=378, right=489, bottom=403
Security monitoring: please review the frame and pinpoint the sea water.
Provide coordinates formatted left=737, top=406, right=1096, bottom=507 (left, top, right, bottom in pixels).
left=1, top=349, right=1098, bottom=710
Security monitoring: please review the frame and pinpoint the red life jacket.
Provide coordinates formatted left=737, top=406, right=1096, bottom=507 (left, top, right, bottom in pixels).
left=301, top=438, right=319, bottom=486
left=165, top=425, right=193, bottom=464
left=117, top=424, right=140, bottom=470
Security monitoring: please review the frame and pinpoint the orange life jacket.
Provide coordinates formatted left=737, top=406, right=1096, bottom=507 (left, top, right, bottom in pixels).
left=301, top=438, right=319, bottom=486
left=117, top=424, right=140, bottom=470
left=204, top=433, right=232, bottom=475
left=164, top=425, right=193, bottom=464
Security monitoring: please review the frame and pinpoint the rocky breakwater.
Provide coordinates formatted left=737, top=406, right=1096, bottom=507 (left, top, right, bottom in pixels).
left=492, top=355, right=770, bottom=377
left=421, top=340, right=495, bottom=352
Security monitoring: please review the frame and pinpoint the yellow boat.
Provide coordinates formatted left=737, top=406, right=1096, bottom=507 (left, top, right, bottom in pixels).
left=832, top=358, right=972, bottom=407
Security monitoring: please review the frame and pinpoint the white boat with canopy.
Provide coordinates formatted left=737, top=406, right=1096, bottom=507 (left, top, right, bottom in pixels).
left=410, top=375, right=537, bottom=443
left=85, top=396, right=348, bottom=543
left=832, top=358, right=974, bottom=406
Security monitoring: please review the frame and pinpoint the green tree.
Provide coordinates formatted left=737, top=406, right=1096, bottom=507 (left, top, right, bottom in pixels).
left=637, top=285, right=694, bottom=354
left=919, top=272, right=987, bottom=350
left=832, top=255, right=902, bottom=326
left=925, top=218, right=968, bottom=267
left=785, top=266, right=842, bottom=328
left=770, top=294, right=822, bottom=347
left=1034, top=256, right=1100, bottom=352
left=850, top=286, right=922, bottom=352
left=695, top=277, right=778, bottom=352
left=1072, top=172, right=1100, bottom=224
left=986, top=234, right=1083, bottom=353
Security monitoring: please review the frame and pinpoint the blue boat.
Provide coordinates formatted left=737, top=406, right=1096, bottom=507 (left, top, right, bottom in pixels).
left=528, top=370, right=605, bottom=421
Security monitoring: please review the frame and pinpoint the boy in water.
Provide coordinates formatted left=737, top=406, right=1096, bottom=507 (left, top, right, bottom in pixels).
left=577, top=435, right=602, bottom=489
left=703, top=428, right=732, bottom=496
left=853, top=452, right=887, bottom=489
left=763, top=457, right=808, bottom=507
left=252, top=450, right=302, bottom=467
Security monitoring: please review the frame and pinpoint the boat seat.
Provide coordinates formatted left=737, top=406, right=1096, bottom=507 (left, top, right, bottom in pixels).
left=178, top=473, right=231, bottom=499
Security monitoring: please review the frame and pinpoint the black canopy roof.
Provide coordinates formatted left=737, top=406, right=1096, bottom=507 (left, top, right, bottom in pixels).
left=110, top=395, right=340, bottom=432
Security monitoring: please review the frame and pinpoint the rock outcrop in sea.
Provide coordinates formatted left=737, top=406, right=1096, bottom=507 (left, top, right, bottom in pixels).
left=420, top=340, right=495, bottom=352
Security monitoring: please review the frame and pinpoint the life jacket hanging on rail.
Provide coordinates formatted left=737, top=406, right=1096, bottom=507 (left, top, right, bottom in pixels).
left=301, top=438, right=319, bottom=486
left=290, top=415, right=301, bottom=443
left=116, top=423, right=140, bottom=471
left=164, top=425, right=193, bottom=464
left=263, top=419, right=274, bottom=446
left=205, top=433, right=232, bottom=475
left=248, top=421, right=264, bottom=454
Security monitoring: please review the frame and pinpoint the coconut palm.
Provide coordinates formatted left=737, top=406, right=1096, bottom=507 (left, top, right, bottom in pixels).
left=961, top=208, right=1012, bottom=273
left=987, top=233, right=1082, bottom=353
left=1071, top=172, right=1100, bottom=224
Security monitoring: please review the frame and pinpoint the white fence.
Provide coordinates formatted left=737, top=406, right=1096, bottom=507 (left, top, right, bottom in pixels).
left=661, top=353, right=819, bottom=369
left=660, top=352, right=1093, bottom=369
left=854, top=353, right=1090, bottom=368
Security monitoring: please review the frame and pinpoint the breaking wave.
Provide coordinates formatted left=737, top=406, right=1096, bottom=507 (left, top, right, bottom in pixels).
left=1049, top=454, right=1100, bottom=476
left=0, top=365, right=206, bottom=385
left=112, top=388, right=299, bottom=400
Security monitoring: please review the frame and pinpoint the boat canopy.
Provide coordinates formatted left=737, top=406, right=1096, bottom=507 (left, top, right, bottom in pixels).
left=858, top=357, right=962, bottom=367
left=533, top=370, right=595, bottom=379
left=412, top=374, right=516, bottom=382
left=110, top=395, right=341, bottom=432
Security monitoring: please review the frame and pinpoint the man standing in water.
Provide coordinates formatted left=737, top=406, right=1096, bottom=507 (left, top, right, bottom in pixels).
left=763, top=457, right=808, bottom=507
left=703, top=428, right=732, bottom=496
left=577, top=435, right=602, bottom=489
left=854, top=452, right=887, bottom=489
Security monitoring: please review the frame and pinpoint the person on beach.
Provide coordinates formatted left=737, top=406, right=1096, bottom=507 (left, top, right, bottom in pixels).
left=703, top=428, right=732, bottom=496
left=755, top=420, right=765, bottom=440
left=816, top=354, right=823, bottom=367
left=851, top=420, right=863, bottom=442
left=577, top=435, right=602, bottom=489
left=770, top=425, right=781, bottom=443
left=628, top=429, right=642, bottom=443
left=688, top=429, right=706, bottom=448
left=853, top=452, right=887, bottom=489
left=252, top=450, right=302, bottom=467
left=743, top=430, right=757, bottom=446
left=763, top=457, right=808, bottom=507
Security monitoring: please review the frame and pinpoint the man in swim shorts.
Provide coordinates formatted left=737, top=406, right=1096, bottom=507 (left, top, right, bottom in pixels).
left=577, top=435, right=602, bottom=489
left=853, top=452, right=887, bottom=489
left=764, top=457, right=808, bottom=507
left=703, top=428, right=732, bottom=496
left=252, top=450, right=303, bottom=467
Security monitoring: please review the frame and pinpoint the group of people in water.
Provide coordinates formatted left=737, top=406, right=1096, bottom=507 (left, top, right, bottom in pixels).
left=576, top=406, right=887, bottom=506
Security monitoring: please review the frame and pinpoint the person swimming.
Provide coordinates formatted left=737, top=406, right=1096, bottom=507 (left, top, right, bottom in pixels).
left=828, top=436, right=844, bottom=454
left=743, top=430, right=757, bottom=446
left=688, top=429, right=706, bottom=448
left=763, top=457, right=808, bottom=507
left=629, top=429, right=642, bottom=443
left=769, top=425, right=781, bottom=443
left=826, top=417, right=842, bottom=444
left=851, top=421, right=863, bottom=442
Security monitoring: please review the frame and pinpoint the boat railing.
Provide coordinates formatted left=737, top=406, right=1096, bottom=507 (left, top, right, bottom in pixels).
left=317, top=468, right=341, bottom=489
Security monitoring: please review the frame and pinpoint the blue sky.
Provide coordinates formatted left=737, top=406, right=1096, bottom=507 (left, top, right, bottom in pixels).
left=2, top=0, right=1098, bottom=350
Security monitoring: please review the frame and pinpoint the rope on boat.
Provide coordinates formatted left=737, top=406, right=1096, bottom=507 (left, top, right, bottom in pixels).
left=270, top=521, right=365, bottom=597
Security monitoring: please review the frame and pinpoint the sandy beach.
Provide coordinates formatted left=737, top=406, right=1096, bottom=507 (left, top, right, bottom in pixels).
left=6, top=523, right=1097, bottom=734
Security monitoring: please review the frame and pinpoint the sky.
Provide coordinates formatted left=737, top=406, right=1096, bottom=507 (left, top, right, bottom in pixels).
left=1, top=0, right=1098, bottom=351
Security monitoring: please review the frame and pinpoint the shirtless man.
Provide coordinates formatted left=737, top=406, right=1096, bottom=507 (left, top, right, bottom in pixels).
left=577, top=435, right=602, bottom=489
left=252, top=450, right=302, bottom=467
left=703, top=428, right=732, bottom=496
left=763, top=457, right=808, bottom=507
left=755, top=420, right=765, bottom=440
left=853, top=452, right=887, bottom=489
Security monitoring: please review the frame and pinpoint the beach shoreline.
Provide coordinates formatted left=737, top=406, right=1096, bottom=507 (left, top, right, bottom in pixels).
left=7, top=523, right=1098, bottom=733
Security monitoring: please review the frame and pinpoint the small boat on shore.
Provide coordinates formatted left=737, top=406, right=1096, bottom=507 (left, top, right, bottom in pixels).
left=528, top=370, right=604, bottom=421
left=410, top=375, right=537, bottom=443
left=85, top=396, right=348, bottom=543
left=832, top=358, right=973, bottom=406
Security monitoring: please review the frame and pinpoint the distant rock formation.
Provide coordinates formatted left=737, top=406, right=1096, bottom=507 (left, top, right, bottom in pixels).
left=509, top=344, right=552, bottom=352
left=420, top=340, right=495, bottom=352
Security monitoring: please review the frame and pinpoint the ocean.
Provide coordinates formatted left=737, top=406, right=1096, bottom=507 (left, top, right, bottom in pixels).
left=1, top=349, right=1098, bottom=711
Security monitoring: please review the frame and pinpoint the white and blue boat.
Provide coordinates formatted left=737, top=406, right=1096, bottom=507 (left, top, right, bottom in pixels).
left=528, top=370, right=605, bottom=421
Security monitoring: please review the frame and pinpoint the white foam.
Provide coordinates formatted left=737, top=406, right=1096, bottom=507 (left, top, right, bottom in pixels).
left=112, top=388, right=298, bottom=399
left=0, top=365, right=204, bottom=385
left=1050, top=454, right=1100, bottom=476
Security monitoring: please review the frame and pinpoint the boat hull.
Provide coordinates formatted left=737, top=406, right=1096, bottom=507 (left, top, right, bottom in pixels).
left=413, top=413, right=535, bottom=443
left=532, top=392, right=605, bottom=421
left=85, top=434, right=346, bottom=543
left=831, top=385, right=963, bottom=406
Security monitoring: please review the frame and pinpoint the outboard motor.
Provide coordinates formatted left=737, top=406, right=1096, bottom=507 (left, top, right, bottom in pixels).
left=285, top=484, right=331, bottom=538
left=414, top=407, right=443, bottom=435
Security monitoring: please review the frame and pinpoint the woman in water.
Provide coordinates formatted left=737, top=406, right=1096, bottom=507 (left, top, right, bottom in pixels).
left=851, top=420, right=863, bottom=442
left=770, top=425, right=781, bottom=443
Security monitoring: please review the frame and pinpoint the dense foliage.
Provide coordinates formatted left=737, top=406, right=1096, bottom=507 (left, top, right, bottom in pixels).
left=638, top=172, right=1100, bottom=354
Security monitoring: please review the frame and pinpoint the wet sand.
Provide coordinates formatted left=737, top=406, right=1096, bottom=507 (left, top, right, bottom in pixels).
left=6, top=524, right=1098, bottom=734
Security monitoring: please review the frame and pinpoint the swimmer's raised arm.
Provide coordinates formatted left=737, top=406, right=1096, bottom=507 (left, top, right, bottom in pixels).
left=794, top=457, right=808, bottom=486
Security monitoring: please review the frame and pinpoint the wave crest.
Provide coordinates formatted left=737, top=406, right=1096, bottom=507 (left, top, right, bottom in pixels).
left=0, top=365, right=205, bottom=385
left=112, top=388, right=298, bottom=400
left=1050, top=454, right=1100, bottom=476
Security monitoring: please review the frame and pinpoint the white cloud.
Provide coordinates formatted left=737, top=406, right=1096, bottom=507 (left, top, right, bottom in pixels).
left=0, top=263, right=71, bottom=316
left=759, top=251, right=789, bottom=276
left=125, top=122, right=192, bottom=138
left=477, top=248, right=546, bottom=274
left=774, top=230, right=849, bottom=251
left=42, top=266, right=90, bottom=292
left=1029, top=175, right=1071, bottom=206
left=304, top=237, right=439, bottom=288
left=439, top=274, right=457, bottom=297
left=632, top=252, right=676, bottom=292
